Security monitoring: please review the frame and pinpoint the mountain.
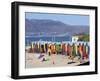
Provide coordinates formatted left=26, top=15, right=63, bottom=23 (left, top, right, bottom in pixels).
left=25, top=19, right=89, bottom=36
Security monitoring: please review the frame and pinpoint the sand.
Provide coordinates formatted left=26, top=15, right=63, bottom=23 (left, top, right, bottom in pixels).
left=25, top=52, right=89, bottom=68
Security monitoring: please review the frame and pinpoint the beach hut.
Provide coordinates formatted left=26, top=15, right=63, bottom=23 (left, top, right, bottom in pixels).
left=62, top=43, right=66, bottom=55
left=85, top=43, right=89, bottom=59
left=67, top=44, right=71, bottom=56
left=55, top=44, right=62, bottom=54
left=48, top=44, right=51, bottom=56
left=50, top=44, right=56, bottom=54
left=72, top=43, right=77, bottom=57
left=40, top=44, right=45, bottom=53
left=45, top=43, right=48, bottom=53
left=31, top=42, right=34, bottom=53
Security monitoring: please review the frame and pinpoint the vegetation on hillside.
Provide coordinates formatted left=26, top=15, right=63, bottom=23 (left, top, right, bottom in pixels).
left=78, top=34, right=89, bottom=41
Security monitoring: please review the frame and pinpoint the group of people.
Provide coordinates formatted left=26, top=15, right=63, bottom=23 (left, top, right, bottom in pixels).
left=30, top=42, right=89, bottom=61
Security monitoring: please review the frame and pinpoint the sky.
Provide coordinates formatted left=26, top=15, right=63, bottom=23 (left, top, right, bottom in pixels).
left=25, top=12, right=89, bottom=26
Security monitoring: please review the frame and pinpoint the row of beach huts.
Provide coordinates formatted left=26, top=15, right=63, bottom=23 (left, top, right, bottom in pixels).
left=26, top=41, right=89, bottom=59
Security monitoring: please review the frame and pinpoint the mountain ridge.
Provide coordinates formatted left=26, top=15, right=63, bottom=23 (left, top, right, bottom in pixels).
left=25, top=19, right=89, bottom=36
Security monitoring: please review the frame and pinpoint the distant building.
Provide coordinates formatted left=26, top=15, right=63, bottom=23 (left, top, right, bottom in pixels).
left=72, top=36, right=79, bottom=42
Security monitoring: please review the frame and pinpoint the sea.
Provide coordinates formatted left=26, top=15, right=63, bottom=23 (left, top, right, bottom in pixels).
left=25, top=36, right=89, bottom=46
left=25, top=36, right=72, bottom=45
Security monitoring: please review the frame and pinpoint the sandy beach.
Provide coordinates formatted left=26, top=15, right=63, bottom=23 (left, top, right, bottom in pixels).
left=25, top=52, right=89, bottom=68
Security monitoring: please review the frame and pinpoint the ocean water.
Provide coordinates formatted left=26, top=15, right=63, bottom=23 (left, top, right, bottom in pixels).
left=25, top=36, right=72, bottom=45
left=25, top=36, right=89, bottom=46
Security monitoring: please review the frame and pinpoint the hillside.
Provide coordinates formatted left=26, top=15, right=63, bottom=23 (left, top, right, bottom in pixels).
left=25, top=19, right=89, bottom=37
